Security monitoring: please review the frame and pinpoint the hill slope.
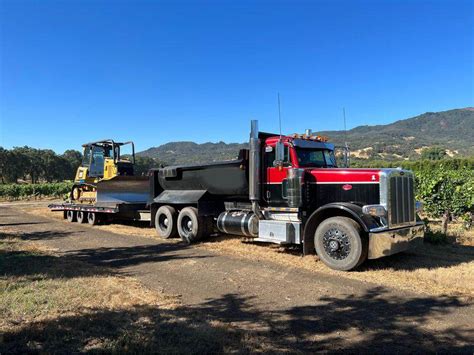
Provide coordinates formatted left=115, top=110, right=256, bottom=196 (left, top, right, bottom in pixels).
left=138, top=108, right=474, bottom=164
left=320, top=108, right=474, bottom=160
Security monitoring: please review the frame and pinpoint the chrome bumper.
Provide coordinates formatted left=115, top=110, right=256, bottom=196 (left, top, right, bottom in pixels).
left=368, top=222, right=424, bottom=259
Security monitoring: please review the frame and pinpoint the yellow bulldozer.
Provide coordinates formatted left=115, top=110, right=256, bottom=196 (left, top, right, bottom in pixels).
left=71, top=140, right=149, bottom=205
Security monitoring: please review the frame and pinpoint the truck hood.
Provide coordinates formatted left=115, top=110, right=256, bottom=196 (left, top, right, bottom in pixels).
left=306, top=168, right=381, bottom=184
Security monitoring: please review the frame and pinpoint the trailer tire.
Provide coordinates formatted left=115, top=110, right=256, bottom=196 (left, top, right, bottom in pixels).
left=177, top=207, right=206, bottom=244
left=155, top=206, right=178, bottom=239
left=66, top=210, right=76, bottom=222
left=87, top=212, right=99, bottom=226
left=314, top=217, right=368, bottom=271
left=77, top=211, right=87, bottom=223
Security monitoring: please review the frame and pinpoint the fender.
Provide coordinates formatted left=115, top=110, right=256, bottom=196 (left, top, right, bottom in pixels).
left=302, top=202, right=380, bottom=255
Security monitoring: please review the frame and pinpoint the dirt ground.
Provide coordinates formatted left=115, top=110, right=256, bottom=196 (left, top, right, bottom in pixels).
left=18, top=202, right=474, bottom=298
left=1, top=201, right=473, bottom=353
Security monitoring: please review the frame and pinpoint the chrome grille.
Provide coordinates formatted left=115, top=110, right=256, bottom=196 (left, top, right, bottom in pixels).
left=388, top=172, right=415, bottom=227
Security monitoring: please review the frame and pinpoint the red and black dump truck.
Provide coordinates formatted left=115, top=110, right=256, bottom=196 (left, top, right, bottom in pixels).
left=51, top=120, right=424, bottom=270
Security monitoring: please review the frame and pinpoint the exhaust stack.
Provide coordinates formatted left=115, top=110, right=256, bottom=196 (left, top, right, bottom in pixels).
left=249, top=120, right=264, bottom=219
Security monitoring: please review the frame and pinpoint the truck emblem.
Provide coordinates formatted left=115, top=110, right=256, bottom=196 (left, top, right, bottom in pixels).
left=342, top=184, right=352, bottom=191
left=371, top=175, right=376, bottom=181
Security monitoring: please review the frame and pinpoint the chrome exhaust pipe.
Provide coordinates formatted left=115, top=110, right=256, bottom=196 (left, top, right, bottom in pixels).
left=249, top=120, right=264, bottom=219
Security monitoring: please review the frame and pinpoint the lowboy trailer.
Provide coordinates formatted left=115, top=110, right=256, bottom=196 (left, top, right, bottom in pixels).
left=51, top=120, right=424, bottom=271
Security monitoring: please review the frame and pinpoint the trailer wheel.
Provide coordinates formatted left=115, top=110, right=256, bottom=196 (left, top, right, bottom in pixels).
left=63, top=211, right=68, bottom=219
left=87, top=212, right=99, bottom=226
left=77, top=211, right=87, bottom=223
left=155, top=206, right=178, bottom=239
left=66, top=210, right=76, bottom=222
left=177, top=207, right=206, bottom=244
left=314, top=217, right=368, bottom=271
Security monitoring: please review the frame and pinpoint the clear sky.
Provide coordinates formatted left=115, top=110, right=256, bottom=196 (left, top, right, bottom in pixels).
left=0, top=0, right=473, bottom=153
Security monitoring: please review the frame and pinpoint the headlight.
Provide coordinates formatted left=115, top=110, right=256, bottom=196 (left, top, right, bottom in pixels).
left=362, top=204, right=386, bottom=217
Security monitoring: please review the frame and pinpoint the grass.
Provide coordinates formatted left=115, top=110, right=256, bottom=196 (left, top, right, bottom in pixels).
left=13, top=203, right=474, bottom=298
left=0, top=233, right=269, bottom=353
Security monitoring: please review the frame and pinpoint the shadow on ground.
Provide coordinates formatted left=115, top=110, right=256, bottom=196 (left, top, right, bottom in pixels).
left=213, top=232, right=474, bottom=271
left=0, top=230, right=206, bottom=279
left=66, top=243, right=211, bottom=269
left=1, top=289, right=472, bottom=354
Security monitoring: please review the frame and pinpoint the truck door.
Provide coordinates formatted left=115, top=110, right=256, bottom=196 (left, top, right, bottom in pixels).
left=263, top=143, right=292, bottom=207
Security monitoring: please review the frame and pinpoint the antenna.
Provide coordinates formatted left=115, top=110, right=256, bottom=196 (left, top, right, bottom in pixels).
left=343, top=107, right=350, bottom=167
left=343, top=107, right=347, bottom=145
left=278, top=93, right=282, bottom=139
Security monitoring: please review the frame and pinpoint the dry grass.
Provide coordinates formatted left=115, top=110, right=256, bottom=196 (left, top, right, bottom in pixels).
left=0, top=232, right=273, bottom=353
left=14, top=204, right=474, bottom=299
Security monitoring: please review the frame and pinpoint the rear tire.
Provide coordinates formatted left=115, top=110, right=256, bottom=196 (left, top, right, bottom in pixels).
left=177, top=207, right=207, bottom=244
left=314, top=217, right=368, bottom=271
left=66, top=210, right=76, bottom=222
left=155, top=205, right=178, bottom=239
left=77, top=211, right=87, bottom=223
left=87, top=212, right=99, bottom=226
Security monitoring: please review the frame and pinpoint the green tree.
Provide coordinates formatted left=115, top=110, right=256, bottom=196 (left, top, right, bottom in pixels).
left=421, top=147, right=447, bottom=160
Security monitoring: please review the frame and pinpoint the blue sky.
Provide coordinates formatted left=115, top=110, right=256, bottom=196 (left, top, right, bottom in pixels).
left=1, top=0, right=473, bottom=153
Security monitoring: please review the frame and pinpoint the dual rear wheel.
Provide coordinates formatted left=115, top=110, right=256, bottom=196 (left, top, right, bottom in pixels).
left=155, top=205, right=212, bottom=244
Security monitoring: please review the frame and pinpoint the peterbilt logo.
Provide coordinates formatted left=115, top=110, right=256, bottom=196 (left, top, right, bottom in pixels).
left=342, top=184, right=353, bottom=191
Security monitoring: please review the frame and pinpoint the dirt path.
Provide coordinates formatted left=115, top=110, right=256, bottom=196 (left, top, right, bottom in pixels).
left=1, top=203, right=473, bottom=352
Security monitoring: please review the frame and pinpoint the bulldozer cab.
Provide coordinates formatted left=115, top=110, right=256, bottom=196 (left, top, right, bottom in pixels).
left=81, top=140, right=135, bottom=180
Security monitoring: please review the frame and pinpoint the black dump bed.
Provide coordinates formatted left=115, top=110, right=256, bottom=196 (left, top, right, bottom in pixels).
left=150, top=149, right=250, bottom=201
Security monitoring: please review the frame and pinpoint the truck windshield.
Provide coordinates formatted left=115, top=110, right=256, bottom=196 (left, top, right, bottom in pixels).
left=295, top=148, right=337, bottom=168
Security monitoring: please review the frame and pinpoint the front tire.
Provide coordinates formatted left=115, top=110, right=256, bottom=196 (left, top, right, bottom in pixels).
left=314, top=217, right=368, bottom=271
left=177, top=207, right=207, bottom=244
left=155, top=205, right=178, bottom=239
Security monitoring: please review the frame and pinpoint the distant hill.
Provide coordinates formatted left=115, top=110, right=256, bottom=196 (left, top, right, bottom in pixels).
left=138, top=108, right=474, bottom=164
left=320, top=108, right=474, bottom=160
left=138, top=141, right=248, bottom=165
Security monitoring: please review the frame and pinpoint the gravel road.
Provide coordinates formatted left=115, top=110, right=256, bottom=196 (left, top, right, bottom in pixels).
left=1, top=203, right=473, bottom=352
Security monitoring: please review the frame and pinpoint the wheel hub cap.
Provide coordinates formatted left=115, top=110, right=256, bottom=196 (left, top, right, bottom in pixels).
left=187, top=220, right=193, bottom=229
left=329, top=240, right=340, bottom=251
left=323, top=227, right=351, bottom=260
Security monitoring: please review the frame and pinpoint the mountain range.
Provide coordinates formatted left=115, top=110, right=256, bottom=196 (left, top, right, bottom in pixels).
left=138, top=108, right=474, bottom=165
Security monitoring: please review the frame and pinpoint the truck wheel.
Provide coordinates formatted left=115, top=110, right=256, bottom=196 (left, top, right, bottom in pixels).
left=87, top=212, right=99, bottom=226
left=66, top=210, right=76, bottom=222
left=314, top=217, right=368, bottom=271
left=155, top=206, right=178, bottom=239
left=77, top=211, right=87, bottom=223
left=177, top=207, right=206, bottom=244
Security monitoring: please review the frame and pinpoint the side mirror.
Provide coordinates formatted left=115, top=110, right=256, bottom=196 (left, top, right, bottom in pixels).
left=274, top=141, right=285, bottom=166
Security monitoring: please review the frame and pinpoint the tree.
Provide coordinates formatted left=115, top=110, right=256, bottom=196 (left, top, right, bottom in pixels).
left=62, top=149, right=83, bottom=180
left=134, top=156, right=160, bottom=176
left=421, top=147, right=447, bottom=161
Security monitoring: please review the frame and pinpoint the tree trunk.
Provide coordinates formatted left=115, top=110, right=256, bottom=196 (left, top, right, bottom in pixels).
left=441, top=210, right=451, bottom=235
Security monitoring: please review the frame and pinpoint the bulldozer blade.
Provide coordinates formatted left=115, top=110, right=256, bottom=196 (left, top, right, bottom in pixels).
left=96, top=176, right=149, bottom=207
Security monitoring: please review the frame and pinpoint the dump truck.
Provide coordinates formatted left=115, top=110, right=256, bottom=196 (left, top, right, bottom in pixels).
left=49, top=140, right=149, bottom=225
left=51, top=122, right=424, bottom=270
left=148, top=121, right=424, bottom=270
